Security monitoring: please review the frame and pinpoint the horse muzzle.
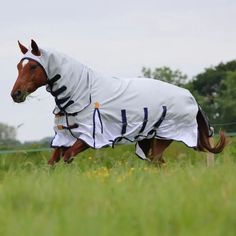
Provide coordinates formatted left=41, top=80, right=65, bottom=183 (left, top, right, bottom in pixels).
left=11, top=90, right=27, bottom=103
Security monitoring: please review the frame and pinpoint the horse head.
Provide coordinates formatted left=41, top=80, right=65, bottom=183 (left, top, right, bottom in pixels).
left=11, top=40, right=48, bottom=103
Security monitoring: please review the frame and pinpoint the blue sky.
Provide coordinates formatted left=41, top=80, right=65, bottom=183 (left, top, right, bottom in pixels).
left=1, top=0, right=236, bottom=141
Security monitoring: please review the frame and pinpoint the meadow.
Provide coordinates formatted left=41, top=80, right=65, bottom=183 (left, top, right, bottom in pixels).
left=0, top=138, right=236, bottom=236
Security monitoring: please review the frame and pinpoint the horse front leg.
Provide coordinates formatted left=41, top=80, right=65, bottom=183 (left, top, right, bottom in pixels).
left=48, top=147, right=69, bottom=165
left=63, top=139, right=89, bottom=163
left=149, top=138, right=172, bottom=166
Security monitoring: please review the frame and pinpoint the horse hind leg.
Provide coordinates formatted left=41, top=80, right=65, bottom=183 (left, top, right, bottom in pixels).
left=149, top=138, right=172, bottom=166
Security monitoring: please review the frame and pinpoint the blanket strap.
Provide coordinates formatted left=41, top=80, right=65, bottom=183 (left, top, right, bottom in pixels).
left=62, top=100, right=74, bottom=110
left=55, top=96, right=70, bottom=106
left=48, top=74, right=61, bottom=86
left=139, top=107, right=148, bottom=134
left=57, top=123, right=79, bottom=130
left=147, top=106, right=167, bottom=136
left=121, top=109, right=127, bottom=135
left=154, top=106, right=167, bottom=128
left=51, top=86, right=67, bottom=97
left=92, top=107, right=104, bottom=148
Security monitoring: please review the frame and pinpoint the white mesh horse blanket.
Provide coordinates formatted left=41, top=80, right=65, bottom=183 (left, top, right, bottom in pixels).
left=22, top=49, right=199, bottom=159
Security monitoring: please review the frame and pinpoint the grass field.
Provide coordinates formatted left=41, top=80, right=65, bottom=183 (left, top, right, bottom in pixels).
left=0, top=138, right=236, bottom=236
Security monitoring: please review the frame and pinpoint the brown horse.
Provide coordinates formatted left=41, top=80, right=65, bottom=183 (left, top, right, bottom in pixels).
left=11, top=40, right=227, bottom=166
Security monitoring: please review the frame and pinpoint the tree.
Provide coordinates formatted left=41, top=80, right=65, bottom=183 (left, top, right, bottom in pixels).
left=216, top=71, right=236, bottom=132
left=188, top=60, right=236, bottom=132
left=142, top=66, right=188, bottom=87
left=0, top=123, right=19, bottom=146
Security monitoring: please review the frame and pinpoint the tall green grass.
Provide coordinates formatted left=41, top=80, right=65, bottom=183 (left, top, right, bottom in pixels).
left=0, top=139, right=235, bottom=236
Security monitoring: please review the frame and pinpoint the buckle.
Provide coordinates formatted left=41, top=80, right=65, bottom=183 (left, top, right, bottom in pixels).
left=57, top=125, right=64, bottom=130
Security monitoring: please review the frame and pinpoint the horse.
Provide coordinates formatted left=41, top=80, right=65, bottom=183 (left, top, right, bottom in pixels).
left=11, top=40, right=227, bottom=166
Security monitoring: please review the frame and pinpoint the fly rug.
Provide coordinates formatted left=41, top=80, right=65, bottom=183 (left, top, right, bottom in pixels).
left=11, top=40, right=227, bottom=166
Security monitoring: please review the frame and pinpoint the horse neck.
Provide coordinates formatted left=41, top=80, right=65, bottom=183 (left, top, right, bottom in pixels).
left=46, top=50, right=81, bottom=89
left=46, top=50, right=92, bottom=114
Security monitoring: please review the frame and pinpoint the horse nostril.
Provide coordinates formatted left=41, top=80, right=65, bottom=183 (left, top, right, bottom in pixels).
left=12, top=90, right=22, bottom=102
left=16, top=90, right=22, bottom=97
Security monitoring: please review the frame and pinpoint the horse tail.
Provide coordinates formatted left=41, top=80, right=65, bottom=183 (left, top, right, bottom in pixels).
left=197, top=108, right=227, bottom=154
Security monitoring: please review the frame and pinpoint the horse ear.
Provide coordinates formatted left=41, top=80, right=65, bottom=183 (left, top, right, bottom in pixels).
left=18, top=41, right=28, bottom=54
left=31, top=39, right=41, bottom=56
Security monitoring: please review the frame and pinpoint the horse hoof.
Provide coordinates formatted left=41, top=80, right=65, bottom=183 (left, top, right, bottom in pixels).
left=48, top=159, right=55, bottom=165
left=64, top=158, right=74, bottom=164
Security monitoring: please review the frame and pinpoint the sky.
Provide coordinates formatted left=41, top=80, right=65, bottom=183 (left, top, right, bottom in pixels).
left=1, top=0, right=236, bottom=142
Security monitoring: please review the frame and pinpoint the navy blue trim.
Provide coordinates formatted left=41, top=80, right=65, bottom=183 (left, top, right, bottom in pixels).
left=147, top=129, right=156, bottom=136
left=92, top=109, right=96, bottom=147
left=65, top=114, right=80, bottom=140
left=53, top=111, right=78, bottom=116
left=139, top=107, right=148, bottom=134
left=154, top=106, right=167, bottom=128
left=62, top=100, right=74, bottom=110
left=112, top=106, right=166, bottom=148
left=51, top=86, right=67, bottom=97
left=48, top=74, right=61, bottom=86
left=55, top=96, right=70, bottom=106
left=92, top=108, right=104, bottom=148
left=121, top=109, right=127, bottom=135
left=147, top=106, right=167, bottom=137
left=110, top=136, right=134, bottom=148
